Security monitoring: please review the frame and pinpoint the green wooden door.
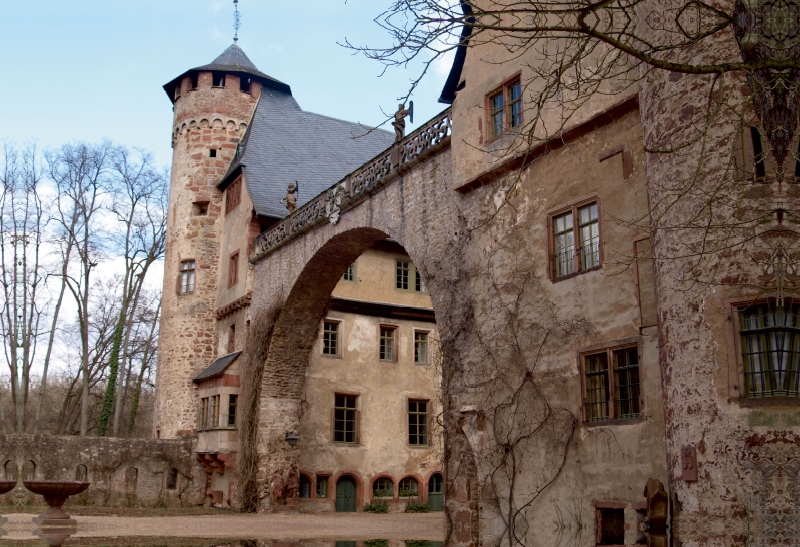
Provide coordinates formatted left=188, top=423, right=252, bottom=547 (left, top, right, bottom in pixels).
left=336, top=476, right=357, bottom=512
left=428, top=474, right=443, bottom=512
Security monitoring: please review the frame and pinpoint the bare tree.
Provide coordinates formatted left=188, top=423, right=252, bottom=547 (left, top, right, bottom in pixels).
left=97, top=148, right=167, bottom=437
left=0, top=144, right=48, bottom=433
left=48, top=142, right=114, bottom=436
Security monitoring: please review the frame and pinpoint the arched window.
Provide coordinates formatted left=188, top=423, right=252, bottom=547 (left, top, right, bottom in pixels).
left=299, top=475, right=311, bottom=498
left=166, top=468, right=179, bottom=490
left=75, top=464, right=88, bottom=482
left=4, top=461, right=17, bottom=481
left=372, top=477, right=393, bottom=498
left=22, top=460, right=35, bottom=481
left=398, top=477, right=419, bottom=498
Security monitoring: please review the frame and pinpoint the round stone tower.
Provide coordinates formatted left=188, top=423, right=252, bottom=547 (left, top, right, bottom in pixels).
left=154, top=43, right=289, bottom=439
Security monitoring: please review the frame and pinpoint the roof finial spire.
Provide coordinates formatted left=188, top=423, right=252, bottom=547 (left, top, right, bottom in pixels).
left=233, top=0, right=241, bottom=42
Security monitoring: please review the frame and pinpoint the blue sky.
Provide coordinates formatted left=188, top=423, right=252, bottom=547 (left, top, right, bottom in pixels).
left=0, top=1, right=453, bottom=169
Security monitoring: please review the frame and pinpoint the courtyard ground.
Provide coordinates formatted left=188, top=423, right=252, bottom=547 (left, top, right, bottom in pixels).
left=0, top=510, right=445, bottom=545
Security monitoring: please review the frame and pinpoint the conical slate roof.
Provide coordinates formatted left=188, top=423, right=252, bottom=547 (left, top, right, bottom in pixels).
left=163, top=43, right=290, bottom=101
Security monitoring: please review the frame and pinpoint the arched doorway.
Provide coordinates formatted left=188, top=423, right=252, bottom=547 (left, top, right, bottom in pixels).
left=428, top=473, right=443, bottom=511
left=335, top=475, right=357, bottom=512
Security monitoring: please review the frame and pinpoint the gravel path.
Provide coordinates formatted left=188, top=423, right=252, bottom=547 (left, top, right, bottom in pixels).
left=2, top=512, right=445, bottom=542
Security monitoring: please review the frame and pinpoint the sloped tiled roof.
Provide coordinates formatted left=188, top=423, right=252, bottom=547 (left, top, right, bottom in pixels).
left=192, top=351, right=242, bottom=383
left=197, top=43, right=260, bottom=72
left=224, top=91, right=395, bottom=218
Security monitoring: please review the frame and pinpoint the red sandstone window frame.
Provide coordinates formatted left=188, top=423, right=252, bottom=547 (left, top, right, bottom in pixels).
left=578, top=337, right=644, bottom=425
left=228, top=250, right=240, bottom=287
left=484, top=72, right=523, bottom=144
left=728, top=296, right=800, bottom=407
left=547, top=194, right=604, bottom=282
left=177, top=259, right=196, bottom=295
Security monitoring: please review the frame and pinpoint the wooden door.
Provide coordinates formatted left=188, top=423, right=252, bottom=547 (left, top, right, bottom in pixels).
left=428, top=473, right=443, bottom=511
left=336, top=476, right=357, bottom=512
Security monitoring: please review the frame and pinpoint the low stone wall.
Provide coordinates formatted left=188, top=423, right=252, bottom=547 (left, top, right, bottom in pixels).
left=0, top=434, right=206, bottom=508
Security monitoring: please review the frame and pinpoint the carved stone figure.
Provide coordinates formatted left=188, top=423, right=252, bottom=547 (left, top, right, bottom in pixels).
left=270, top=468, right=285, bottom=505
left=392, top=103, right=409, bottom=142
left=285, top=464, right=300, bottom=506
left=280, top=182, right=298, bottom=213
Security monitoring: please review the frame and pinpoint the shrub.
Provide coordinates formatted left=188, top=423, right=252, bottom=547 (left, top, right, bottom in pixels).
left=363, top=500, right=389, bottom=513
left=405, top=500, right=430, bottom=513
left=365, top=540, right=388, bottom=547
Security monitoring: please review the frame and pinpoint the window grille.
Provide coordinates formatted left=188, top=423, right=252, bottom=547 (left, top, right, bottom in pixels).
left=739, top=302, right=800, bottom=398
left=334, top=394, right=357, bottom=443
left=584, top=345, right=641, bottom=422
left=553, top=212, right=574, bottom=278
left=408, top=400, right=429, bottom=446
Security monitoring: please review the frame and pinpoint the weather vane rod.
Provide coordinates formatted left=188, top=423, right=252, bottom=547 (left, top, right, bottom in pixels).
left=233, top=0, right=241, bottom=42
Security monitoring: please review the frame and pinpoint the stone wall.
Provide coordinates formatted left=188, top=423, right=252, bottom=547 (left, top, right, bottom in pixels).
left=0, top=434, right=206, bottom=508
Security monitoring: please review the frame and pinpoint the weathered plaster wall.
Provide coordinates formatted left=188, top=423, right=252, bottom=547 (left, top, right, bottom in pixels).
left=300, top=248, right=441, bottom=511
left=154, top=71, right=260, bottom=439
left=0, top=434, right=205, bottom=508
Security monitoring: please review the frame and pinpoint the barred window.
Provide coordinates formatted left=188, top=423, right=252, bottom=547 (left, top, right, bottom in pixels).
left=380, top=326, right=396, bottom=361
left=334, top=394, right=357, bottom=443
left=739, top=301, right=800, bottom=398
left=584, top=346, right=640, bottom=422
left=408, top=400, right=429, bottom=446
left=414, top=331, right=428, bottom=364
left=323, top=321, right=339, bottom=356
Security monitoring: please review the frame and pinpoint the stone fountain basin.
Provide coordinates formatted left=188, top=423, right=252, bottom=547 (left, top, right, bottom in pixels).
left=0, top=480, right=16, bottom=495
left=23, top=481, right=90, bottom=526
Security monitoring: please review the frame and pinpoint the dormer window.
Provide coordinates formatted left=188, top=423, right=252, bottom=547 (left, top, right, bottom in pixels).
left=212, top=72, right=226, bottom=87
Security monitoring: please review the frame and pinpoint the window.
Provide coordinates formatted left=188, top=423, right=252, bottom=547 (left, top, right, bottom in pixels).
left=408, top=400, right=429, bottom=446
left=487, top=77, right=523, bottom=140
left=595, top=507, right=625, bottom=545
left=179, top=260, right=195, bottom=294
left=300, top=475, right=311, bottom=498
left=227, top=394, right=238, bottom=426
left=192, top=201, right=209, bottom=216
left=240, top=76, right=252, bottom=93
left=316, top=476, right=329, bottom=498
left=750, top=127, right=766, bottom=179
left=225, top=177, right=242, bottom=215
left=396, top=260, right=426, bottom=292
left=414, top=332, right=428, bottom=364
left=550, top=201, right=601, bottom=279
left=323, top=321, right=339, bottom=356
left=333, top=394, right=357, bottom=443
left=189, top=73, right=198, bottom=90
left=228, top=251, right=240, bottom=287
left=209, top=395, right=220, bottom=428
left=199, top=397, right=208, bottom=429
left=212, top=72, right=226, bottom=87
left=209, top=149, right=217, bottom=158
left=228, top=324, right=236, bottom=354
left=342, top=263, right=356, bottom=282
left=738, top=301, right=800, bottom=399
left=398, top=477, right=419, bottom=498
left=380, top=326, right=396, bottom=361
left=373, top=477, right=393, bottom=498
left=583, top=346, right=640, bottom=422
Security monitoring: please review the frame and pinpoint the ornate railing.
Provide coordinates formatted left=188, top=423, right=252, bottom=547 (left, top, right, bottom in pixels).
left=251, top=108, right=452, bottom=261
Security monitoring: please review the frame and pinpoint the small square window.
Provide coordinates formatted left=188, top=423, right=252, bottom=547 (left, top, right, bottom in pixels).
left=380, top=326, right=396, bottom=361
left=323, top=321, right=339, bottom=356
left=209, top=149, right=217, bottom=158
left=596, top=507, right=625, bottom=545
left=414, top=332, right=428, bottom=364
left=192, top=201, right=209, bottom=216
left=316, top=476, right=329, bottom=498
